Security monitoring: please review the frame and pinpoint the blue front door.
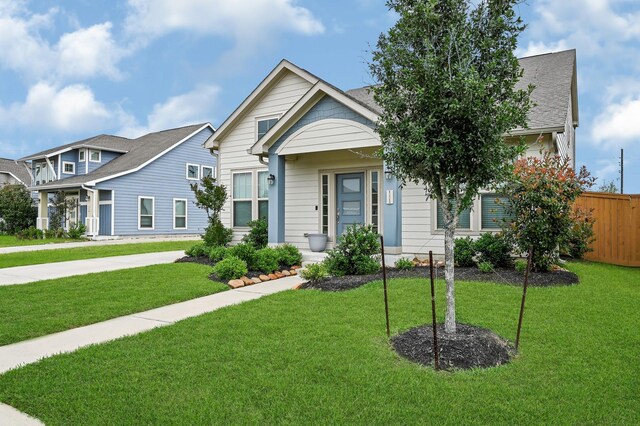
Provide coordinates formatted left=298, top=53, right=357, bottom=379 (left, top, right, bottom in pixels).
left=336, top=172, right=365, bottom=236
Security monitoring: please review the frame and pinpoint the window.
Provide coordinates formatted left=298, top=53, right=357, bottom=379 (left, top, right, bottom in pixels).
left=62, top=161, right=75, bottom=174
left=436, top=201, right=471, bottom=229
left=89, top=149, right=101, bottom=162
left=78, top=149, right=85, bottom=162
left=481, top=194, right=509, bottom=229
left=186, top=163, right=199, bottom=180
left=258, top=171, right=269, bottom=221
left=371, top=171, right=379, bottom=233
left=233, top=173, right=252, bottom=227
left=138, top=197, right=154, bottom=229
left=232, top=170, right=268, bottom=227
left=174, top=199, right=187, bottom=229
left=201, top=165, right=215, bottom=179
left=257, top=117, right=278, bottom=140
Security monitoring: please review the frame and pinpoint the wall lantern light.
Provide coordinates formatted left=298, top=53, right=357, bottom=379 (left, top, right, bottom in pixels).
left=384, top=169, right=393, bottom=180
left=267, top=174, right=276, bottom=186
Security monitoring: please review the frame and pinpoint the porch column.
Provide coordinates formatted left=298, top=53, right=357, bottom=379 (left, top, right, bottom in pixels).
left=37, top=191, right=49, bottom=230
left=267, top=153, right=285, bottom=244
left=382, top=168, right=402, bottom=255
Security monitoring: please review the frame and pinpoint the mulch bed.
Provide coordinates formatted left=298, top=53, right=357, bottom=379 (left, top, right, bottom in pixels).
left=300, top=265, right=578, bottom=291
left=175, top=255, right=214, bottom=266
left=391, top=323, right=516, bottom=370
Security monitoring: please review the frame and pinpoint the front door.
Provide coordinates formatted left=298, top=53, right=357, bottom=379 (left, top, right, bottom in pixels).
left=336, top=172, right=365, bottom=236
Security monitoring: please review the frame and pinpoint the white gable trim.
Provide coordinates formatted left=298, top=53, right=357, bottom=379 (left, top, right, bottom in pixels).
left=207, top=60, right=319, bottom=147
left=249, top=81, right=380, bottom=155
left=1, top=172, right=26, bottom=186
left=86, top=123, right=216, bottom=186
left=275, top=119, right=381, bottom=156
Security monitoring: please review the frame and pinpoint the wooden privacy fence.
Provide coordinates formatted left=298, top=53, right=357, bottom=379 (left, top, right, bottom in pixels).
left=575, top=192, right=640, bottom=267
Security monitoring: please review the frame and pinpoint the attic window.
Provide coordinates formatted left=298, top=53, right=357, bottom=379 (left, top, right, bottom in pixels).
left=257, top=117, right=278, bottom=140
left=79, top=149, right=85, bottom=162
left=89, top=149, right=101, bottom=162
left=62, top=162, right=75, bottom=174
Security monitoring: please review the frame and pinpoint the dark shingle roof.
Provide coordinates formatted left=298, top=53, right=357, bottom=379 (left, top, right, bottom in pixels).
left=0, top=158, right=31, bottom=185
left=31, top=124, right=208, bottom=190
left=344, top=49, right=577, bottom=132
left=20, top=134, right=132, bottom=161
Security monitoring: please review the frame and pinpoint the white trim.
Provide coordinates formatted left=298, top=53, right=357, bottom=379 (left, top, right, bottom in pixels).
left=138, top=196, right=155, bottom=230
left=432, top=199, right=475, bottom=233
left=201, top=165, right=215, bottom=179
left=231, top=170, right=254, bottom=228
left=62, top=161, right=76, bottom=175
left=88, top=149, right=101, bottom=163
left=186, top=163, right=200, bottom=180
left=255, top=114, right=281, bottom=142
left=111, top=190, right=115, bottom=236
left=57, top=155, right=61, bottom=178
left=2, top=172, right=26, bottom=186
left=87, top=123, right=216, bottom=185
left=45, top=157, right=57, bottom=180
left=78, top=149, right=85, bottom=162
left=21, top=145, right=128, bottom=162
left=173, top=198, right=188, bottom=230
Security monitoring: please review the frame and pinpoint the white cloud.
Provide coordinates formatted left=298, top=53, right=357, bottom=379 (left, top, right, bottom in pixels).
left=517, top=40, right=569, bottom=58
left=0, top=82, right=112, bottom=132
left=0, top=5, right=126, bottom=81
left=125, top=0, right=324, bottom=51
left=118, top=85, right=220, bottom=138
left=592, top=97, right=640, bottom=146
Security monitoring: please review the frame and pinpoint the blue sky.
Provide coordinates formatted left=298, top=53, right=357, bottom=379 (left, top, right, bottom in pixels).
left=0, top=0, right=637, bottom=192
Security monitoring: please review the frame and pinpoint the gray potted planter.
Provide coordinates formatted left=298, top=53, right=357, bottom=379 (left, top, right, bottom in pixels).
left=307, top=233, right=328, bottom=252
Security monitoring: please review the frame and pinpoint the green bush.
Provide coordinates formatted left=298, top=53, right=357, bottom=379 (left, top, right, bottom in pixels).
left=229, top=243, right=257, bottom=270
left=209, top=246, right=229, bottom=263
left=202, top=220, right=233, bottom=248
left=254, top=248, right=280, bottom=273
left=514, top=259, right=527, bottom=274
left=394, top=258, right=414, bottom=270
left=15, top=226, right=43, bottom=240
left=300, top=262, right=328, bottom=282
left=0, top=184, right=37, bottom=234
left=274, top=243, right=302, bottom=268
left=186, top=242, right=210, bottom=257
left=478, top=261, right=494, bottom=273
left=241, top=218, right=268, bottom=249
left=44, top=228, right=65, bottom=239
left=212, top=256, right=248, bottom=281
left=325, top=224, right=381, bottom=276
left=474, top=232, right=512, bottom=268
left=454, top=237, right=476, bottom=267
left=67, top=223, right=86, bottom=239
left=560, top=208, right=595, bottom=259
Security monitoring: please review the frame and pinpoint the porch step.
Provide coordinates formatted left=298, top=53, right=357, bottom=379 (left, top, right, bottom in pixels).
left=300, top=250, right=328, bottom=266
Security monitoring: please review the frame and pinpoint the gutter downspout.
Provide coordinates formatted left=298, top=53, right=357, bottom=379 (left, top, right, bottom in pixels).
left=258, top=155, right=269, bottom=166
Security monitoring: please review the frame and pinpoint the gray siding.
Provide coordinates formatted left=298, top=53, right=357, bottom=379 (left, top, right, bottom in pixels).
left=96, top=127, right=215, bottom=235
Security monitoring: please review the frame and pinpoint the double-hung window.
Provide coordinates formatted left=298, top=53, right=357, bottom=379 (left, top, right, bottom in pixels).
left=436, top=200, right=471, bottom=229
left=174, top=199, right=187, bottom=229
left=232, top=170, right=269, bottom=227
left=139, top=197, right=154, bottom=229
left=481, top=194, right=509, bottom=229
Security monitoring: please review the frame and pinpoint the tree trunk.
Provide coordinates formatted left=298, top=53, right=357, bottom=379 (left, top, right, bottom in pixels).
left=443, top=221, right=456, bottom=334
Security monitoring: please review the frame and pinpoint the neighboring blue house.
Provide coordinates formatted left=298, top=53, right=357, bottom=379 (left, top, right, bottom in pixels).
left=20, top=123, right=217, bottom=237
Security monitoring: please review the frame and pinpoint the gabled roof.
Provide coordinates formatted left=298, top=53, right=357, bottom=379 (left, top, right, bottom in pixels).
left=0, top=158, right=31, bottom=185
left=31, top=123, right=214, bottom=190
left=20, top=134, right=131, bottom=161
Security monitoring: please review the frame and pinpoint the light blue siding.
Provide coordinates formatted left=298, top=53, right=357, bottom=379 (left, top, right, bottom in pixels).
left=88, top=150, right=122, bottom=174
left=59, top=151, right=78, bottom=179
left=99, top=204, right=112, bottom=235
left=80, top=205, right=87, bottom=225
left=96, top=127, right=215, bottom=235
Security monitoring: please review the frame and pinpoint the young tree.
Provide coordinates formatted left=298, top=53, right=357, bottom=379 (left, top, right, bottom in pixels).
left=370, top=0, right=532, bottom=333
left=190, top=176, right=233, bottom=247
left=0, top=184, right=37, bottom=234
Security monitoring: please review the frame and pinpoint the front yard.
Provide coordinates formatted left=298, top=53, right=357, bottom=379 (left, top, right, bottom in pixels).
left=0, top=263, right=227, bottom=345
left=0, top=235, right=84, bottom=247
left=0, top=261, right=637, bottom=424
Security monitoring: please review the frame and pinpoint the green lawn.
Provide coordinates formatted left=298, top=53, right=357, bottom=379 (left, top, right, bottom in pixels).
left=0, top=235, right=85, bottom=247
left=0, top=262, right=638, bottom=424
left=0, top=263, right=226, bottom=345
left=0, top=240, right=195, bottom=269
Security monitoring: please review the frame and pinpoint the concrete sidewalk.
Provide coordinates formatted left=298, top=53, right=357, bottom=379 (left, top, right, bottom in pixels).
left=0, top=235, right=199, bottom=254
left=0, top=275, right=301, bottom=424
left=0, top=251, right=186, bottom=286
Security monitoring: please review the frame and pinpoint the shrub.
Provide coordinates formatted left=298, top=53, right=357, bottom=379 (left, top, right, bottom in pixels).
left=560, top=207, right=595, bottom=259
left=186, top=242, right=210, bottom=257
left=44, top=228, right=65, bottom=239
left=212, top=256, right=247, bottom=281
left=274, top=243, right=302, bottom=268
left=395, top=258, right=414, bottom=270
left=202, top=220, right=233, bottom=248
left=0, top=184, right=37, bottom=234
left=67, top=223, right=86, bottom=239
left=300, top=262, right=328, bottom=282
left=454, top=237, right=476, bottom=267
left=325, top=224, right=380, bottom=276
left=209, top=246, right=229, bottom=263
left=501, top=154, right=595, bottom=271
left=514, top=259, right=527, bottom=274
left=478, top=261, right=494, bottom=273
left=15, top=226, right=43, bottom=240
left=229, top=243, right=257, bottom=270
left=241, top=218, right=268, bottom=249
left=254, top=248, right=280, bottom=273
left=474, top=232, right=512, bottom=268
